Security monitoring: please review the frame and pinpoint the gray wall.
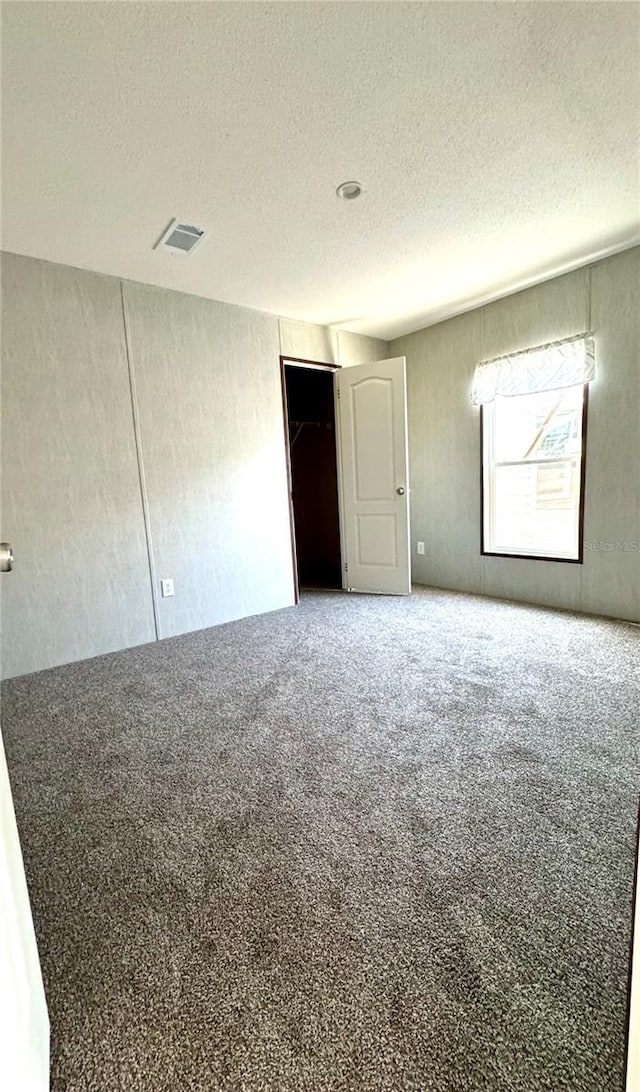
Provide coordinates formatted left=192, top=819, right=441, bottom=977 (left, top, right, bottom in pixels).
left=1, top=253, right=388, bottom=678
left=123, top=282, right=293, bottom=640
left=278, top=318, right=339, bottom=364
left=336, top=329, right=390, bottom=366
left=391, top=247, right=640, bottom=622
left=1, top=257, right=156, bottom=678
left=278, top=318, right=389, bottom=366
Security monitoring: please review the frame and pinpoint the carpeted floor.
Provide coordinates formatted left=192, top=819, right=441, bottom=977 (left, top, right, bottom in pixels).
left=2, top=587, right=638, bottom=1092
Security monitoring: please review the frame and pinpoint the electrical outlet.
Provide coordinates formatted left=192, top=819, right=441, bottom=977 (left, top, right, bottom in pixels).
left=417, top=541, right=425, bottom=555
left=160, top=578, right=175, bottom=598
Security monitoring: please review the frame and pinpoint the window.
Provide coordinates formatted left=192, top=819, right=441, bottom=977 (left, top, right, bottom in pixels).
left=481, top=383, right=587, bottom=561
left=472, top=334, right=594, bottom=562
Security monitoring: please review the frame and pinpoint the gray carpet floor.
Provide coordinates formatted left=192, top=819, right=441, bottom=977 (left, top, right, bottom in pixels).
left=2, top=587, right=639, bottom=1092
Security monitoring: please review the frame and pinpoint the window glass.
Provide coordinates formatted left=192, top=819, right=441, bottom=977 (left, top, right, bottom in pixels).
left=483, top=384, right=586, bottom=561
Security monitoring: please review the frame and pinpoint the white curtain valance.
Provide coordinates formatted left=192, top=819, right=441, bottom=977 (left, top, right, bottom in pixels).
left=471, top=334, right=595, bottom=405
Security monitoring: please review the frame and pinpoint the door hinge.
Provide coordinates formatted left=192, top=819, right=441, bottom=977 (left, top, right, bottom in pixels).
left=336, top=385, right=340, bottom=399
left=344, top=562, right=348, bottom=572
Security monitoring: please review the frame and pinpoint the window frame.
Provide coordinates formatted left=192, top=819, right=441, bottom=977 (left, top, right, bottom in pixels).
left=480, top=383, right=589, bottom=564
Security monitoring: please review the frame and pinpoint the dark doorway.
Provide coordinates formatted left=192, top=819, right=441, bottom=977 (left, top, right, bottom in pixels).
left=283, top=362, right=342, bottom=591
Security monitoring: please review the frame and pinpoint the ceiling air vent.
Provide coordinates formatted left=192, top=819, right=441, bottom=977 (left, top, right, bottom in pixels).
left=155, top=219, right=206, bottom=256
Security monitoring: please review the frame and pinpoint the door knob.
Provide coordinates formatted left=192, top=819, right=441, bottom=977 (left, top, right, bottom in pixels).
left=0, top=542, right=14, bottom=572
left=396, top=487, right=405, bottom=496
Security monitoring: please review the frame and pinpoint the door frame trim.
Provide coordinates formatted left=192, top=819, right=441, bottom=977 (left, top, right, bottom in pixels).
left=279, top=355, right=342, bottom=604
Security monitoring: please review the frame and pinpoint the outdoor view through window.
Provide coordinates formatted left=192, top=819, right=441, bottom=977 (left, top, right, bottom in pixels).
left=482, top=384, right=586, bottom=561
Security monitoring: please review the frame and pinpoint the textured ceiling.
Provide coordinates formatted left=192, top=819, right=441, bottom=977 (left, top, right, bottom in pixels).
left=2, top=1, right=639, bottom=339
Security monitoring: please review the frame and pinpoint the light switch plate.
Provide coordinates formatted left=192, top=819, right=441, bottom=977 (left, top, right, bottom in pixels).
left=417, top=541, right=425, bottom=555
left=160, top=578, right=175, bottom=598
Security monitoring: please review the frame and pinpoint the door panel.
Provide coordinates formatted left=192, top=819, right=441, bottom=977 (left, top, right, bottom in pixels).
left=0, top=738, right=49, bottom=1092
left=357, top=514, right=397, bottom=566
left=338, top=358, right=410, bottom=594
left=351, top=377, right=395, bottom=499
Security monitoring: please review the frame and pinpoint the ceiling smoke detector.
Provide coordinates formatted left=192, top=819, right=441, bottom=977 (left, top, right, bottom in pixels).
left=155, top=219, right=207, bottom=255
left=336, top=180, right=363, bottom=200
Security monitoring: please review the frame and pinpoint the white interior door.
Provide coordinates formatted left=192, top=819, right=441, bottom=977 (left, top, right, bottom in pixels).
left=337, top=357, right=410, bottom=594
left=0, top=738, right=49, bottom=1092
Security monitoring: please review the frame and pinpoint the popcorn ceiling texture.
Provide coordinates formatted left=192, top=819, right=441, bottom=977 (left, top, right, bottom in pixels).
left=1, top=2, right=638, bottom=338
left=3, top=588, right=638, bottom=1092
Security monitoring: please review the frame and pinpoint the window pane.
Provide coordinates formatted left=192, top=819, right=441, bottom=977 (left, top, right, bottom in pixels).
left=493, top=384, right=584, bottom=463
left=490, top=458, right=581, bottom=558
left=483, top=382, right=586, bottom=560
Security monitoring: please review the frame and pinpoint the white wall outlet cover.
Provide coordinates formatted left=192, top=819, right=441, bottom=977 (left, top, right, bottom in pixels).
left=160, top=578, right=175, bottom=597
left=417, top=541, right=425, bottom=555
